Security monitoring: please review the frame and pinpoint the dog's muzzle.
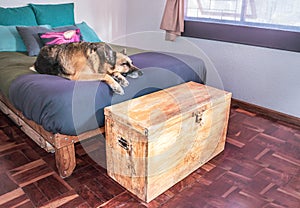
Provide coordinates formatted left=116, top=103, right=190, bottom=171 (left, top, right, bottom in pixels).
left=123, top=70, right=143, bottom=78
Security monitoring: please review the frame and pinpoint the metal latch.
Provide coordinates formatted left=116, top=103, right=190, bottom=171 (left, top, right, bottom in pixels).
left=193, top=110, right=205, bottom=126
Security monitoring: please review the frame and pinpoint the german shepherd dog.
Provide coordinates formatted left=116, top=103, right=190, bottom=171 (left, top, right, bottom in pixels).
left=31, top=42, right=142, bottom=95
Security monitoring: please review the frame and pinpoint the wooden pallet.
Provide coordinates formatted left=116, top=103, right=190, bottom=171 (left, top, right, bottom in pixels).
left=0, top=92, right=104, bottom=178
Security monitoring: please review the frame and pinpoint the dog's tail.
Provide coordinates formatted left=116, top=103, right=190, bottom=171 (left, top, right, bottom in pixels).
left=29, top=65, right=37, bottom=72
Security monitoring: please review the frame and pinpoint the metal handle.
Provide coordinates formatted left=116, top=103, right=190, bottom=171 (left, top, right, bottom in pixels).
left=118, top=136, right=129, bottom=150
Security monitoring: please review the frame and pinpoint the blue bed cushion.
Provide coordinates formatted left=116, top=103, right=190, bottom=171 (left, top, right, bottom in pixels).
left=29, top=3, right=75, bottom=27
left=9, top=52, right=206, bottom=135
left=0, top=26, right=27, bottom=52
left=76, top=22, right=101, bottom=42
left=0, top=6, right=38, bottom=26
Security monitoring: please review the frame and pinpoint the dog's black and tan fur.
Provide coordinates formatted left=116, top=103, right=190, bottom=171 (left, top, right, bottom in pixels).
left=32, top=42, right=142, bottom=95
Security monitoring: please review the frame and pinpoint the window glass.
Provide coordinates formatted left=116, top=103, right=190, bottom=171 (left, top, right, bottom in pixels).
left=185, top=0, right=300, bottom=32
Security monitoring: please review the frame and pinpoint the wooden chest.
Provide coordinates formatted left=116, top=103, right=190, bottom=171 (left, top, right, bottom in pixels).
left=104, top=82, right=232, bottom=202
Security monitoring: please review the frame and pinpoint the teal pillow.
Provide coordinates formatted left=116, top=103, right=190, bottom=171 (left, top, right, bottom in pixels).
left=29, top=3, right=75, bottom=27
left=0, top=6, right=38, bottom=26
left=0, top=26, right=27, bottom=52
left=76, top=22, right=101, bottom=42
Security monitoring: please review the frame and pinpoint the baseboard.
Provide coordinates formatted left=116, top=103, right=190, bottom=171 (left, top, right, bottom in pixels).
left=231, top=98, right=300, bottom=128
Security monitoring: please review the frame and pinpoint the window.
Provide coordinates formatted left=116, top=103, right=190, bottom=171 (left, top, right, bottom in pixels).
left=183, top=0, right=300, bottom=52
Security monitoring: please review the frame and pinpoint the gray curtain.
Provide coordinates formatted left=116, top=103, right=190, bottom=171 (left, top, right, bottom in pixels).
left=160, top=0, right=184, bottom=41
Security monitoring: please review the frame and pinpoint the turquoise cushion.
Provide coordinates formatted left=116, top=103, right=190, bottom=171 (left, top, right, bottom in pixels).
left=0, top=6, right=38, bottom=26
left=76, top=22, right=101, bottom=42
left=0, top=26, right=27, bottom=52
left=29, top=3, right=75, bottom=27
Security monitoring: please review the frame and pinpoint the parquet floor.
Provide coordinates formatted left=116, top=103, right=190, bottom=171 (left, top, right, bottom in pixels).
left=0, top=106, right=299, bottom=208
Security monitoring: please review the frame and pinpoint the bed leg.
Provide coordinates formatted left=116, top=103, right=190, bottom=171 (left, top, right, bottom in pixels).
left=55, top=144, right=76, bottom=178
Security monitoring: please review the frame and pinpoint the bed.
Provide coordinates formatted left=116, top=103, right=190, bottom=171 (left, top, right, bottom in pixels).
left=0, top=3, right=207, bottom=178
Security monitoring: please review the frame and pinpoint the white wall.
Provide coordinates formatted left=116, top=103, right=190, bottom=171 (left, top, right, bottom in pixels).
left=122, top=0, right=300, bottom=118
left=2, top=0, right=300, bottom=118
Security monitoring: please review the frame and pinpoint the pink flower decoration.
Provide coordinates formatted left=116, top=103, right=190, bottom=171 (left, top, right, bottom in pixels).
left=41, top=29, right=81, bottom=45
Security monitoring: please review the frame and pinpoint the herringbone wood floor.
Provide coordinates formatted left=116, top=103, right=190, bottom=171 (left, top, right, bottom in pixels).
left=0, top=106, right=299, bottom=208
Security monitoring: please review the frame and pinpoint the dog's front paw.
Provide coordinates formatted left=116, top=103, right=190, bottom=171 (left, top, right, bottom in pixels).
left=112, top=85, right=124, bottom=95
left=113, top=74, right=129, bottom=87
left=119, top=79, right=129, bottom=87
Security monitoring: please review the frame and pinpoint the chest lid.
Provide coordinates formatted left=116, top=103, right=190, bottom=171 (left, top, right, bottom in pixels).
left=104, top=82, right=231, bottom=135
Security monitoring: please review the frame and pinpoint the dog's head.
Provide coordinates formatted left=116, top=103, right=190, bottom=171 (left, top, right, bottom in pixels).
left=94, top=43, right=143, bottom=78
left=114, top=50, right=143, bottom=78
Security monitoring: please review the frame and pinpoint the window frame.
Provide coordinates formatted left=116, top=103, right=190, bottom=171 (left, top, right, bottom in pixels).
left=183, top=0, right=300, bottom=53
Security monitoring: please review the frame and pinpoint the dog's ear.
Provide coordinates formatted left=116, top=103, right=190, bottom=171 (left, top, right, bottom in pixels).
left=96, top=43, right=116, bottom=66
left=104, top=44, right=116, bottom=66
left=121, top=48, right=127, bottom=55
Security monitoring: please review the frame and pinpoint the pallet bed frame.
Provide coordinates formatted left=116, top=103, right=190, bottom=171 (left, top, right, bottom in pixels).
left=0, top=92, right=104, bottom=178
